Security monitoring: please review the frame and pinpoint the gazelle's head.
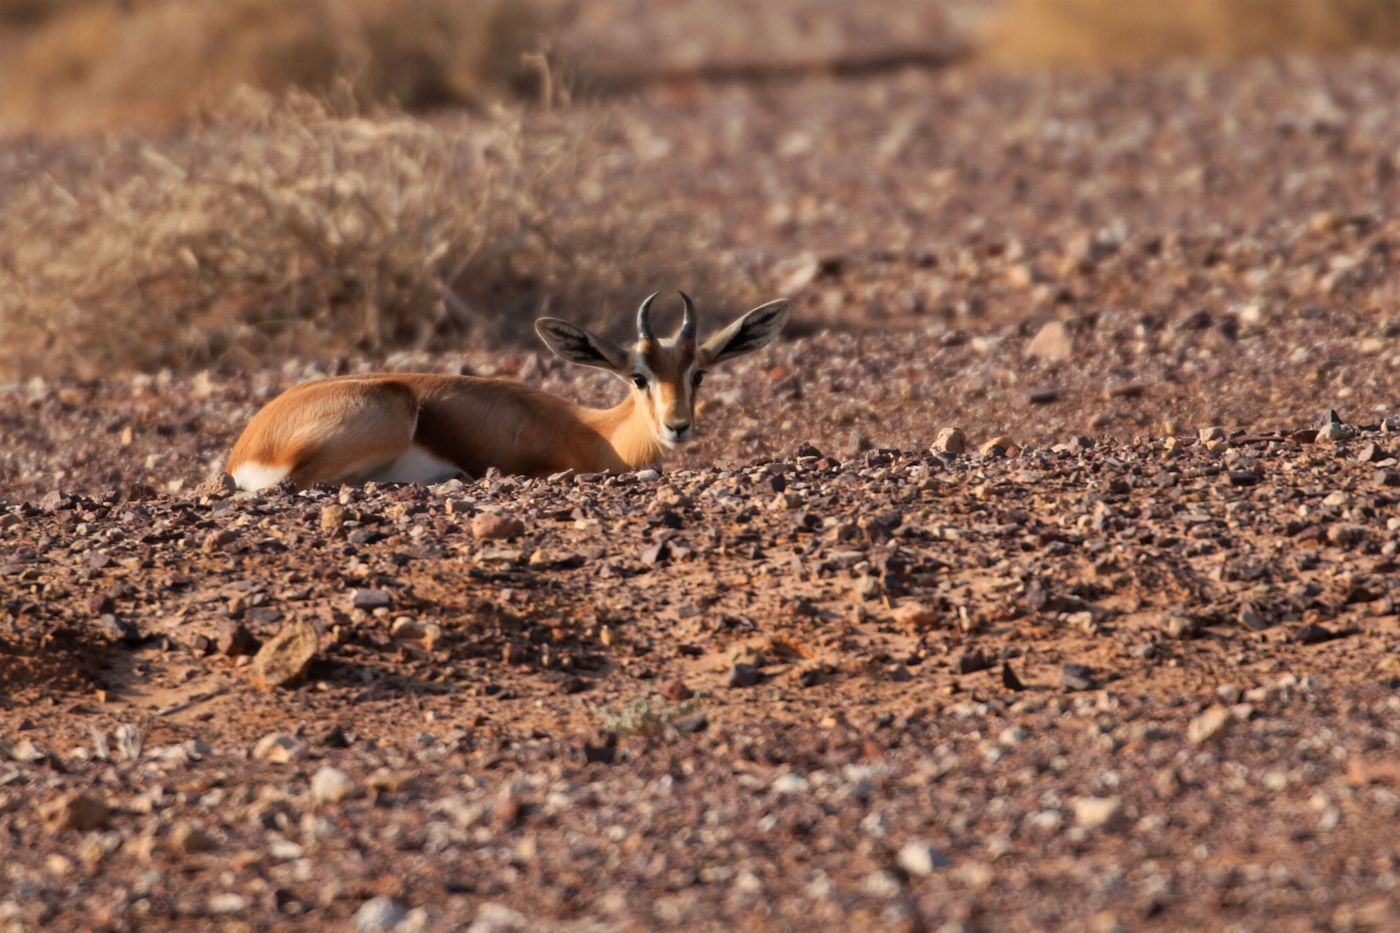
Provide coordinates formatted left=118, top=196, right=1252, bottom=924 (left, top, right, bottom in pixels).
left=535, top=291, right=791, bottom=448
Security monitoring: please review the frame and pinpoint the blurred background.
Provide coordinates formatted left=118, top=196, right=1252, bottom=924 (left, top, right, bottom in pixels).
left=1, top=0, right=1399, bottom=381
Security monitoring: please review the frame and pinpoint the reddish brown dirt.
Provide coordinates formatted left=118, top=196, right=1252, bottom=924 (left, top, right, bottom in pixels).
left=3, top=27, right=1400, bottom=933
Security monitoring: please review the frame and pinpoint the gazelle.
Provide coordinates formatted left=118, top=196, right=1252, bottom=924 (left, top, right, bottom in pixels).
left=226, top=292, right=790, bottom=490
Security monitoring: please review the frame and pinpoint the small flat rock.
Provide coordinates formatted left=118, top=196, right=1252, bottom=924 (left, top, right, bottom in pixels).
left=1316, top=421, right=1348, bottom=443
left=351, top=589, right=392, bottom=611
left=728, top=663, right=761, bottom=688
left=1189, top=705, right=1233, bottom=745
left=1026, top=320, right=1073, bottom=361
left=1293, top=623, right=1343, bottom=645
left=208, top=894, right=247, bottom=915
left=1028, top=388, right=1060, bottom=405
left=97, top=613, right=142, bottom=646
left=1059, top=663, right=1096, bottom=692
left=215, top=619, right=255, bottom=657
left=896, top=840, right=950, bottom=876
left=1001, top=662, right=1026, bottom=692
left=472, top=514, right=525, bottom=541
left=980, top=436, right=1016, bottom=458
left=320, top=504, right=348, bottom=531
left=311, top=766, right=358, bottom=804
left=252, top=732, right=304, bottom=764
left=1227, top=471, right=1262, bottom=487
left=1073, top=796, right=1124, bottom=829
left=353, top=897, right=408, bottom=933
left=932, top=427, right=967, bottom=455
left=252, top=620, right=319, bottom=689
left=167, top=820, right=219, bottom=854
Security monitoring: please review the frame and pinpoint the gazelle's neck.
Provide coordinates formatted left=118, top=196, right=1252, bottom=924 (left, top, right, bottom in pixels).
left=578, top=393, right=668, bottom=471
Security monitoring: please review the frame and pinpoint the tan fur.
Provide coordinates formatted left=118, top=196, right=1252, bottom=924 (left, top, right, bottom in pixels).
left=226, top=295, right=789, bottom=490
left=227, top=373, right=667, bottom=488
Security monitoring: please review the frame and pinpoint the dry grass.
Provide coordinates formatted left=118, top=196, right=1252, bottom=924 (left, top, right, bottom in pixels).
left=987, top=0, right=1400, bottom=68
left=0, top=0, right=544, bottom=136
left=0, top=91, right=729, bottom=381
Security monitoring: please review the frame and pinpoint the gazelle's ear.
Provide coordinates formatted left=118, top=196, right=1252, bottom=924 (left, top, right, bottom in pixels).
left=698, top=299, right=791, bottom=368
left=535, top=319, right=629, bottom=372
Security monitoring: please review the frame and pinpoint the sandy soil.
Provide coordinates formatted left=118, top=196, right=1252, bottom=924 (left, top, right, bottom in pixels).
left=3, top=22, right=1400, bottom=933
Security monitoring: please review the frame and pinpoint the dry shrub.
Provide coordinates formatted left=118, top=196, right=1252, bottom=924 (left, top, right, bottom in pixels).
left=0, top=0, right=543, bottom=136
left=987, top=0, right=1400, bottom=68
left=0, top=92, right=729, bottom=380
left=0, top=92, right=562, bottom=378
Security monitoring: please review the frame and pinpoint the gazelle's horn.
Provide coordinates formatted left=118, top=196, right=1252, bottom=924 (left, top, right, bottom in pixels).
left=678, top=290, right=697, bottom=341
left=636, top=291, right=659, bottom=343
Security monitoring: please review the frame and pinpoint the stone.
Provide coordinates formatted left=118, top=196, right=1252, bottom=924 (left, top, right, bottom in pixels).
left=1073, top=796, right=1123, bottom=829
left=1189, top=705, right=1233, bottom=745
left=166, top=821, right=219, bottom=854
left=896, top=840, right=950, bottom=876
left=728, top=663, right=761, bottom=688
left=208, top=894, right=247, bottom=915
left=1060, top=663, right=1095, bottom=692
left=39, top=792, right=109, bottom=832
left=354, top=897, right=408, bottom=932
left=351, top=589, right=392, bottom=610
left=1026, top=320, right=1073, bottom=361
left=311, top=766, right=357, bottom=804
left=252, top=620, right=319, bottom=688
left=980, top=436, right=1016, bottom=458
left=472, top=514, right=525, bottom=541
left=252, top=732, right=304, bottom=764
left=321, top=504, right=348, bottom=532
left=1316, top=421, right=1348, bottom=443
left=932, top=428, right=967, bottom=455
left=216, top=619, right=255, bottom=657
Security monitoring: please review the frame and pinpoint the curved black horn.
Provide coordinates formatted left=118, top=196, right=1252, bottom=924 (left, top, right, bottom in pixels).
left=678, top=291, right=697, bottom=341
left=636, top=291, right=659, bottom=343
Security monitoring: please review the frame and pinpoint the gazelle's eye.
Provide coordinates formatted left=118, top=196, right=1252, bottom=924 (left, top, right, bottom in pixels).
left=631, top=374, right=648, bottom=390
left=692, top=371, right=704, bottom=387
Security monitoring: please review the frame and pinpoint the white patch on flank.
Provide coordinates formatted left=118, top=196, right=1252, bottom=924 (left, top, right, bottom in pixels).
left=364, top=444, right=463, bottom=485
left=232, top=461, right=291, bottom=491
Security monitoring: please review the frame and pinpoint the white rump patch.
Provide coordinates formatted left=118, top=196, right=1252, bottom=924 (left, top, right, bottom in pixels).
left=365, top=444, right=464, bottom=485
left=232, top=461, right=291, bottom=491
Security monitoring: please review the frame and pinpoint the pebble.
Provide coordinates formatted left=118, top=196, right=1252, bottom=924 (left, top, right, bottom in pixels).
left=1188, top=706, right=1233, bottom=745
left=354, top=897, right=408, bottom=932
left=1073, top=796, right=1123, bottom=829
left=1026, top=320, right=1073, bottom=361
left=252, top=619, right=320, bottom=689
left=1315, top=421, right=1348, bottom=443
left=472, top=514, right=525, bottom=541
left=728, top=663, right=761, bottom=688
left=252, top=732, right=304, bottom=764
left=896, top=840, right=950, bottom=876
left=771, top=772, right=810, bottom=795
left=208, top=894, right=247, bottom=915
left=932, top=427, right=967, bottom=455
left=216, top=619, right=255, bottom=657
left=321, top=504, right=348, bottom=531
left=980, top=436, right=1015, bottom=458
left=311, top=766, right=358, bottom=804
left=1059, top=664, right=1095, bottom=692
left=351, top=589, right=392, bottom=610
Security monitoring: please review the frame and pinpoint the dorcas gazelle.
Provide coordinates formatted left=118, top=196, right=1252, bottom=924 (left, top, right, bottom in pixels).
left=226, top=292, right=790, bottom=490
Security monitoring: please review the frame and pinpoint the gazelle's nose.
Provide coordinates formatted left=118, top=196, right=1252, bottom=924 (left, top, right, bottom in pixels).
left=666, top=421, right=691, bottom=434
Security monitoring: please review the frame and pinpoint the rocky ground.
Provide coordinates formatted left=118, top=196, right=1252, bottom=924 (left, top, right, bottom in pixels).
left=5, top=12, right=1400, bottom=932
